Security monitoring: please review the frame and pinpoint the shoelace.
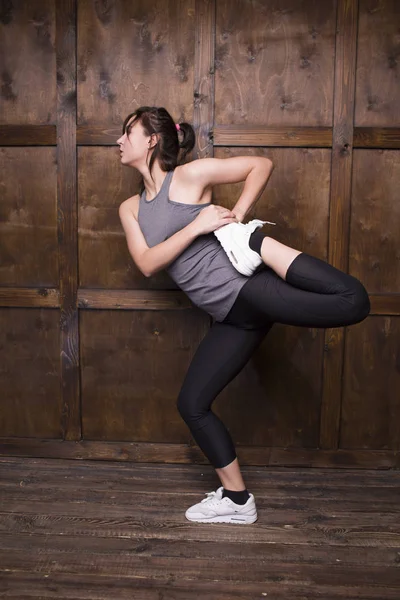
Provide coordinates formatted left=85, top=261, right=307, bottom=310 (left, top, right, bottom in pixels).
left=200, top=491, right=222, bottom=504
left=225, top=220, right=277, bottom=233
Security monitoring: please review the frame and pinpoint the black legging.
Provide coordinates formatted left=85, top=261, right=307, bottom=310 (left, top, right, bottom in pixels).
left=176, top=251, right=370, bottom=469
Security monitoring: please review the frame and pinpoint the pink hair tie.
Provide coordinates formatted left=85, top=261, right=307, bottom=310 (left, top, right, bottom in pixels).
left=175, top=123, right=180, bottom=131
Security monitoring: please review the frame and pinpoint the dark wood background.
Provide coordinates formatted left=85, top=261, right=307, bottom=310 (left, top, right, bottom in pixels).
left=0, top=0, right=399, bottom=468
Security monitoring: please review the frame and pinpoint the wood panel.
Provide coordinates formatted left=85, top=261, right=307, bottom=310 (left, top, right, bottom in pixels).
left=0, top=309, right=61, bottom=437
left=341, top=316, right=400, bottom=450
left=350, top=150, right=400, bottom=292
left=77, top=0, right=196, bottom=127
left=214, top=146, right=331, bottom=256
left=218, top=323, right=324, bottom=448
left=215, top=0, right=337, bottom=127
left=355, top=0, right=400, bottom=127
left=0, top=0, right=57, bottom=124
left=80, top=309, right=210, bottom=441
left=0, top=148, right=58, bottom=286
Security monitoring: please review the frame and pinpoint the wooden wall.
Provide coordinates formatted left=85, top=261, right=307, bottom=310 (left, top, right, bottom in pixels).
left=0, top=0, right=399, bottom=468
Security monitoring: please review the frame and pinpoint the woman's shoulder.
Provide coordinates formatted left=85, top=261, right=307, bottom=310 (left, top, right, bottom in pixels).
left=172, top=162, right=213, bottom=205
left=120, top=194, right=141, bottom=220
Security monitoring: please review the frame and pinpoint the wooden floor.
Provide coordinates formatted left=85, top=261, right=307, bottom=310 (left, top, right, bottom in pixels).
left=0, top=457, right=399, bottom=599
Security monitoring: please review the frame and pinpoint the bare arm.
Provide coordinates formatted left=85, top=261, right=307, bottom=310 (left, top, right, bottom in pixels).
left=119, top=202, right=200, bottom=277
left=185, top=156, right=274, bottom=221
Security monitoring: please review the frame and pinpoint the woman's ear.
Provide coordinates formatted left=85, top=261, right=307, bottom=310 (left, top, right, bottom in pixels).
left=149, top=133, right=159, bottom=148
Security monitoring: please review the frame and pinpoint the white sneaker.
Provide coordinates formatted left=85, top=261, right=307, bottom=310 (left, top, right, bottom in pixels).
left=214, top=218, right=276, bottom=276
left=185, top=486, right=258, bottom=524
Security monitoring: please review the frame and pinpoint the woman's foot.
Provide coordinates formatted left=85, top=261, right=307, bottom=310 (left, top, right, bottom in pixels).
left=185, top=486, right=258, bottom=524
left=214, top=219, right=276, bottom=276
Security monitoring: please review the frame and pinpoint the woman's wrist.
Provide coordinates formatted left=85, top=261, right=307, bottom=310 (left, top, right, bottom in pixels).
left=232, top=210, right=246, bottom=223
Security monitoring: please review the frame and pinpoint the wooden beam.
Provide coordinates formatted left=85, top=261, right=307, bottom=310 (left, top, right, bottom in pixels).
left=194, top=0, right=216, bottom=330
left=1, top=289, right=397, bottom=314
left=56, top=0, right=81, bottom=442
left=2, top=124, right=400, bottom=149
left=320, top=0, right=359, bottom=450
left=213, top=126, right=333, bottom=147
left=0, top=438, right=399, bottom=469
left=0, top=125, right=56, bottom=145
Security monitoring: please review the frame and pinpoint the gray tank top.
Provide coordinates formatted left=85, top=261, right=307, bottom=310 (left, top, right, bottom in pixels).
left=137, top=168, right=249, bottom=322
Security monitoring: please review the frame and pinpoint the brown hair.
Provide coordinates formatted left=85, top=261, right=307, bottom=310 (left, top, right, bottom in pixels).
left=122, top=106, right=196, bottom=195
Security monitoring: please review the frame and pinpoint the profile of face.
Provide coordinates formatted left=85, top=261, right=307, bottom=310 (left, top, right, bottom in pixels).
left=116, top=117, right=157, bottom=167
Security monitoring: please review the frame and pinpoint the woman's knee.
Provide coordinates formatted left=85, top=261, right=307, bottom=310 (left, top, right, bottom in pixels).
left=176, top=390, right=191, bottom=422
left=346, top=279, right=371, bottom=323
left=176, top=389, right=206, bottom=426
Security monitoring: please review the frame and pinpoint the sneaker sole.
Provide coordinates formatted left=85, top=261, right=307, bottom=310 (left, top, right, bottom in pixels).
left=216, top=234, right=261, bottom=276
left=185, top=511, right=258, bottom=524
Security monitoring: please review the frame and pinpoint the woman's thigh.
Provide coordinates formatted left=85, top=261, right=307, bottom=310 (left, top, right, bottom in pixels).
left=177, top=319, right=273, bottom=416
left=222, top=265, right=366, bottom=329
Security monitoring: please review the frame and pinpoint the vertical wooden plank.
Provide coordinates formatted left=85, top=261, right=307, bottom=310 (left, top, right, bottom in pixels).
left=193, top=0, right=215, bottom=160
left=56, top=0, right=80, bottom=440
left=320, top=0, right=359, bottom=449
left=194, top=0, right=216, bottom=329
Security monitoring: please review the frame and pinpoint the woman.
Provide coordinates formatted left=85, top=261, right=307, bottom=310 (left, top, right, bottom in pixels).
left=118, top=106, right=370, bottom=525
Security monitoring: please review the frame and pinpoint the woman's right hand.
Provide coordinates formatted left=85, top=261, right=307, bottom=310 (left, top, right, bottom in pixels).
left=192, top=204, right=238, bottom=235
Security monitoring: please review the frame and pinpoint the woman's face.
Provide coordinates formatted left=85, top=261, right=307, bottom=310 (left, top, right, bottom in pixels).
left=117, top=118, right=152, bottom=166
